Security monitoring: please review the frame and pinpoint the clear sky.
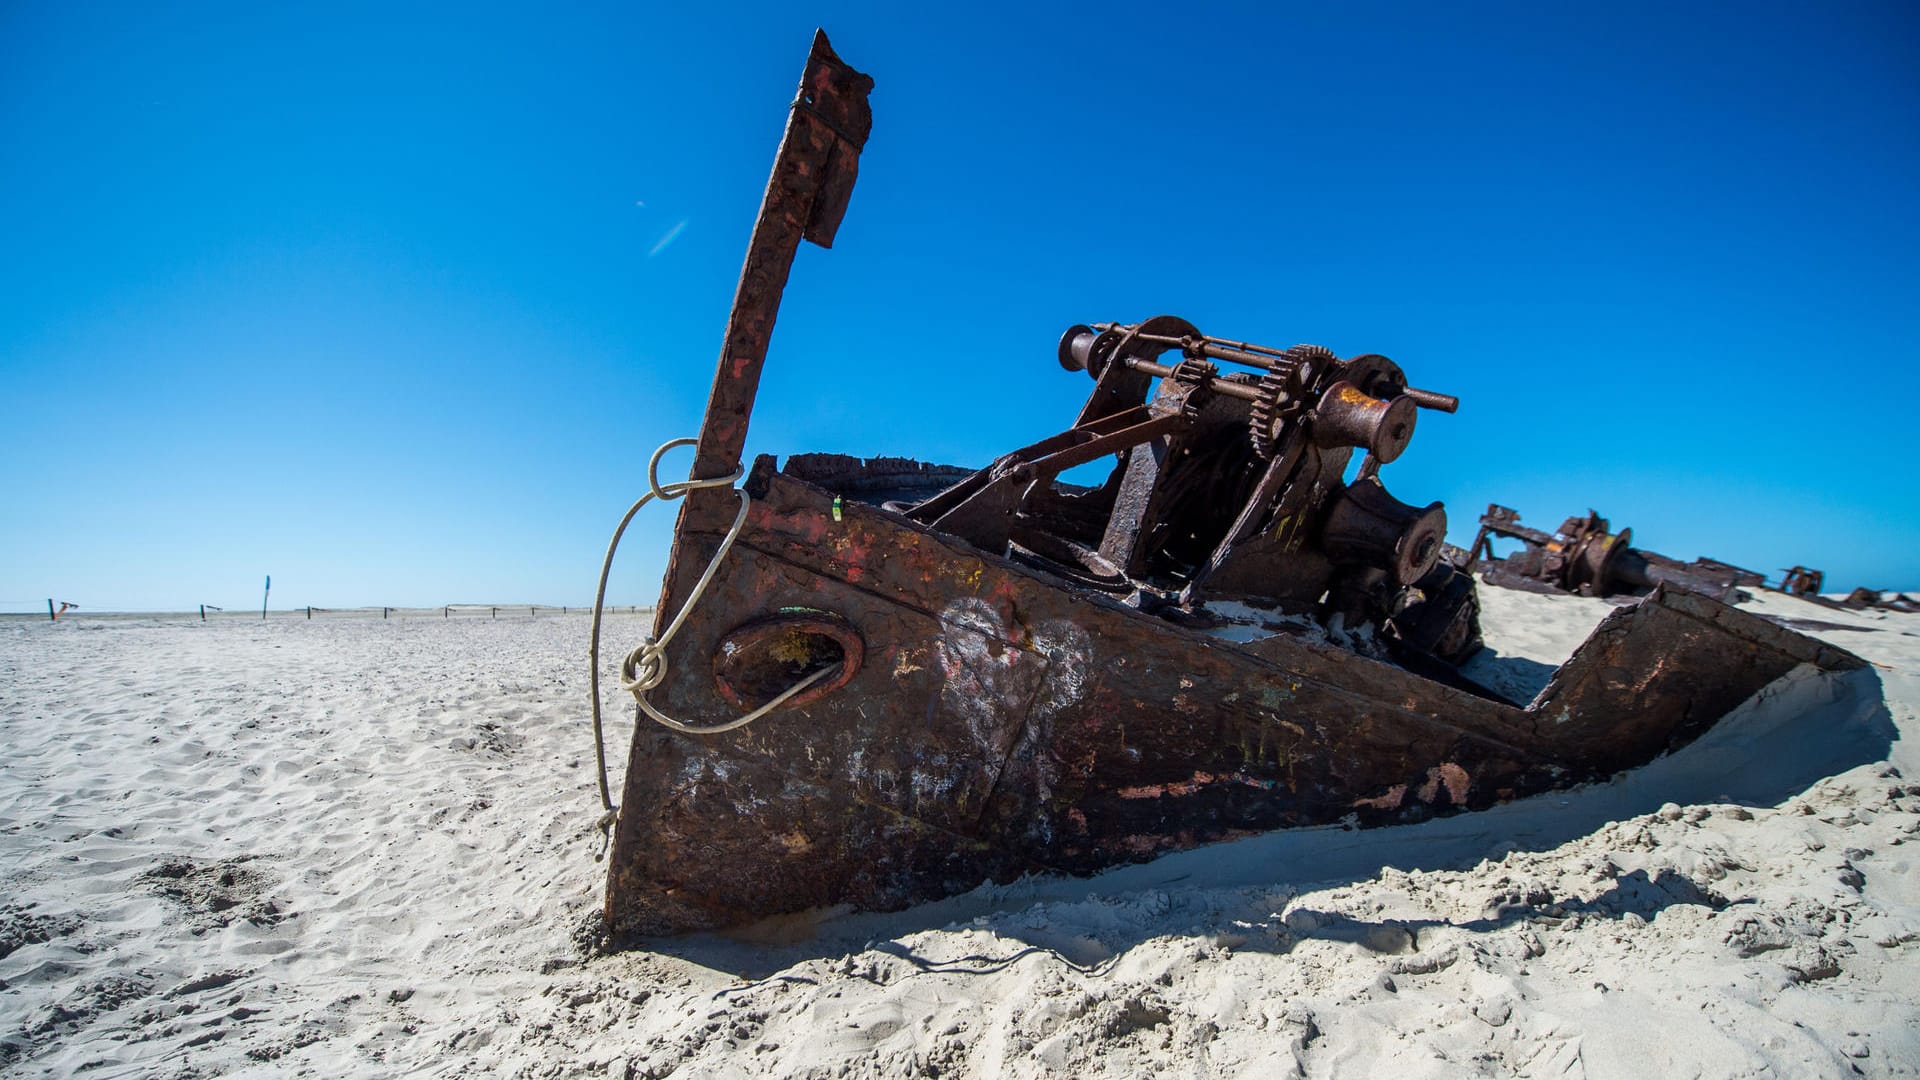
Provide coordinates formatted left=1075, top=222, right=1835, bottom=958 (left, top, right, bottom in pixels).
left=3, top=2, right=1916, bottom=612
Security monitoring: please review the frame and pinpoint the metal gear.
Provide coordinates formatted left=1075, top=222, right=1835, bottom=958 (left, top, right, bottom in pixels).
left=1167, top=357, right=1219, bottom=419
left=1168, top=357, right=1217, bottom=386
left=1249, top=344, right=1336, bottom=459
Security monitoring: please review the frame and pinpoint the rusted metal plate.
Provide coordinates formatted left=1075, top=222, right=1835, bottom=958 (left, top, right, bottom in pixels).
left=604, top=465, right=1864, bottom=936
left=669, top=29, right=874, bottom=542
left=1527, top=585, right=1862, bottom=774
left=610, top=467, right=1534, bottom=934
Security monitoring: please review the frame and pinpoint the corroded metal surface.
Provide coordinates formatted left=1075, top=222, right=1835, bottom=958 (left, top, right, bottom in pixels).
left=1844, top=587, right=1920, bottom=613
left=605, top=463, right=1864, bottom=935
left=1466, top=504, right=1765, bottom=603
left=674, top=29, right=874, bottom=512
left=905, top=317, right=1477, bottom=663
left=601, top=32, right=1868, bottom=938
left=1781, top=566, right=1826, bottom=597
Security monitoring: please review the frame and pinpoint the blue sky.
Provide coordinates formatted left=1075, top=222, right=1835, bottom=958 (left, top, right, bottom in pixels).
left=3, top=2, right=1916, bottom=611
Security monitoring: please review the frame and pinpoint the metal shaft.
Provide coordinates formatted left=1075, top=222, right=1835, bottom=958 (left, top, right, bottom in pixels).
left=1100, top=322, right=1456, bottom=412
left=1403, top=388, right=1458, bottom=413
left=1119, top=356, right=1262, bottom=402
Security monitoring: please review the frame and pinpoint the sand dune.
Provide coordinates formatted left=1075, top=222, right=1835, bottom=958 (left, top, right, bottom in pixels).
left=1, top=594, right=1916, bottom=1077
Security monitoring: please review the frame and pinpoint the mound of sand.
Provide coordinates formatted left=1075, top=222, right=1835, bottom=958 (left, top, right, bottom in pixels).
left=1, top=592, right=1915, bottom=1077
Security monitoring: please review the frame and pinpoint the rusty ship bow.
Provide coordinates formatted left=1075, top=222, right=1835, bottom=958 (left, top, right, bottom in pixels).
left=600, top=33, right=1864, bottom=937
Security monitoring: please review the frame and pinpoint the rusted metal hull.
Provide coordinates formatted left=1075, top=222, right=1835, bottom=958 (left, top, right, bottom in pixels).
left=599, top=31, right=1865, bottom=939
left=605, top=458, right=1863, bottom=936
left=602, top=33, right=1873, bottom=937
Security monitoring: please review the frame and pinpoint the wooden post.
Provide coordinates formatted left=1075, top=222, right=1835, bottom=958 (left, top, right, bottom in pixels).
left=307, top=606, right=312, bottom=620
left=48, top=598, right=55, bottom=622
left=383, top=607, right=390, bottom=619
left=262, top=575, right=271, bottom=619
left=491, top=606, right=497, bottom=618
left=444, top=606, right=449, bottom=619
left=201, top=604, right=206, bottom=621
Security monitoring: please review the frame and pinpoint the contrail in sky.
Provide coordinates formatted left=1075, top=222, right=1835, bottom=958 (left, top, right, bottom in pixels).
left=648, top=219, right=688, bottom=257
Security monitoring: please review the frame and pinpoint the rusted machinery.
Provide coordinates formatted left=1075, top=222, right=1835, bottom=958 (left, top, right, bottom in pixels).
left=594, top=33, right=1865, bottom=937
left=1767, top=569, right=1919, bottom=612
left=1844, top=587, right=1920, bottom=613
left=1464, top=505, right=1765, bottom=604
left=1780, top=566, right=1825, bottom=597
left=887, top=318, right=1481, bottom=667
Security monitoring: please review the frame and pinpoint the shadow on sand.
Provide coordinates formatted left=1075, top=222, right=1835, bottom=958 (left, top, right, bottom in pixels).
left=633, top=665, right=1895, bottom=979
left=1458, top=647, right=1560, bottom=705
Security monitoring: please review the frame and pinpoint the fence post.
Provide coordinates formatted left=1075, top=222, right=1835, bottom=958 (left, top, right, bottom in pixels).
left=444, top=606, right=449, bottom=619
left=307, top=606, right=312, bottom=620
left=48, top=598, right=55, bottom=622
left=491, top=607, right=497, bottom=619
left=383, top=607, right=390, bottom=619
left=200, top=604, right=206, bottom=622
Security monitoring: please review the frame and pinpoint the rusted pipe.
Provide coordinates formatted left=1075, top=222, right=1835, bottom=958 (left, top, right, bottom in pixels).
left=1402, top=387, right=1459, bottom=413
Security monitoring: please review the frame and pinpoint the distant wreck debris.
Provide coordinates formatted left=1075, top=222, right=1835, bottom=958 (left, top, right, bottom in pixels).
left=593, top=32, right=1869, bottom=938
left=1464, top=508, right=1907, bottom=613
left=1844, top=587, right=1920, bottom=613
left=1780, top=566, right=1826, bottom=598
left=1464, top=505, right=1764, bottom=604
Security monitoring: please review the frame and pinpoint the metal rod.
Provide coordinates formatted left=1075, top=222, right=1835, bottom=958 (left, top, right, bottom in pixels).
left=1097, top=325, right=1295, bottom=362
left=1028, top=413, right=1188, bottom=478
left=1195, top=342, right=1291, bottom=371
left=1120, top=357, right=1262, bottom=402
left=1104, top=325, right=1457, bottom=413
left=1404, top=387, right=1459, bottom=413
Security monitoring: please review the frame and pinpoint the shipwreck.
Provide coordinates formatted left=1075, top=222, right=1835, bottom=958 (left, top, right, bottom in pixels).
left=1463, top=504, right=1773, bottom=604
left=589, top=32, right=1864, bottom=937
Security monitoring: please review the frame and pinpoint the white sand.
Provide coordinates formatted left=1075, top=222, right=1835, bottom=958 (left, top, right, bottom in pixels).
left=2, top=595, right=1917, bottom=1078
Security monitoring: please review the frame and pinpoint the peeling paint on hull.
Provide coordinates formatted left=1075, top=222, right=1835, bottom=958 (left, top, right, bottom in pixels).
left=603, top=461, right=1865, bottom=936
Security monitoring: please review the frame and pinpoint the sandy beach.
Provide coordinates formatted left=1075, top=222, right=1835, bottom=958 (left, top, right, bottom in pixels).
left=2, top=592, right=1917, bottom=1078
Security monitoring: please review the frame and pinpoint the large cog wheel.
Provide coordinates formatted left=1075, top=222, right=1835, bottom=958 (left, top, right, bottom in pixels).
left=1249, top=344, right=1336, bottom=459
